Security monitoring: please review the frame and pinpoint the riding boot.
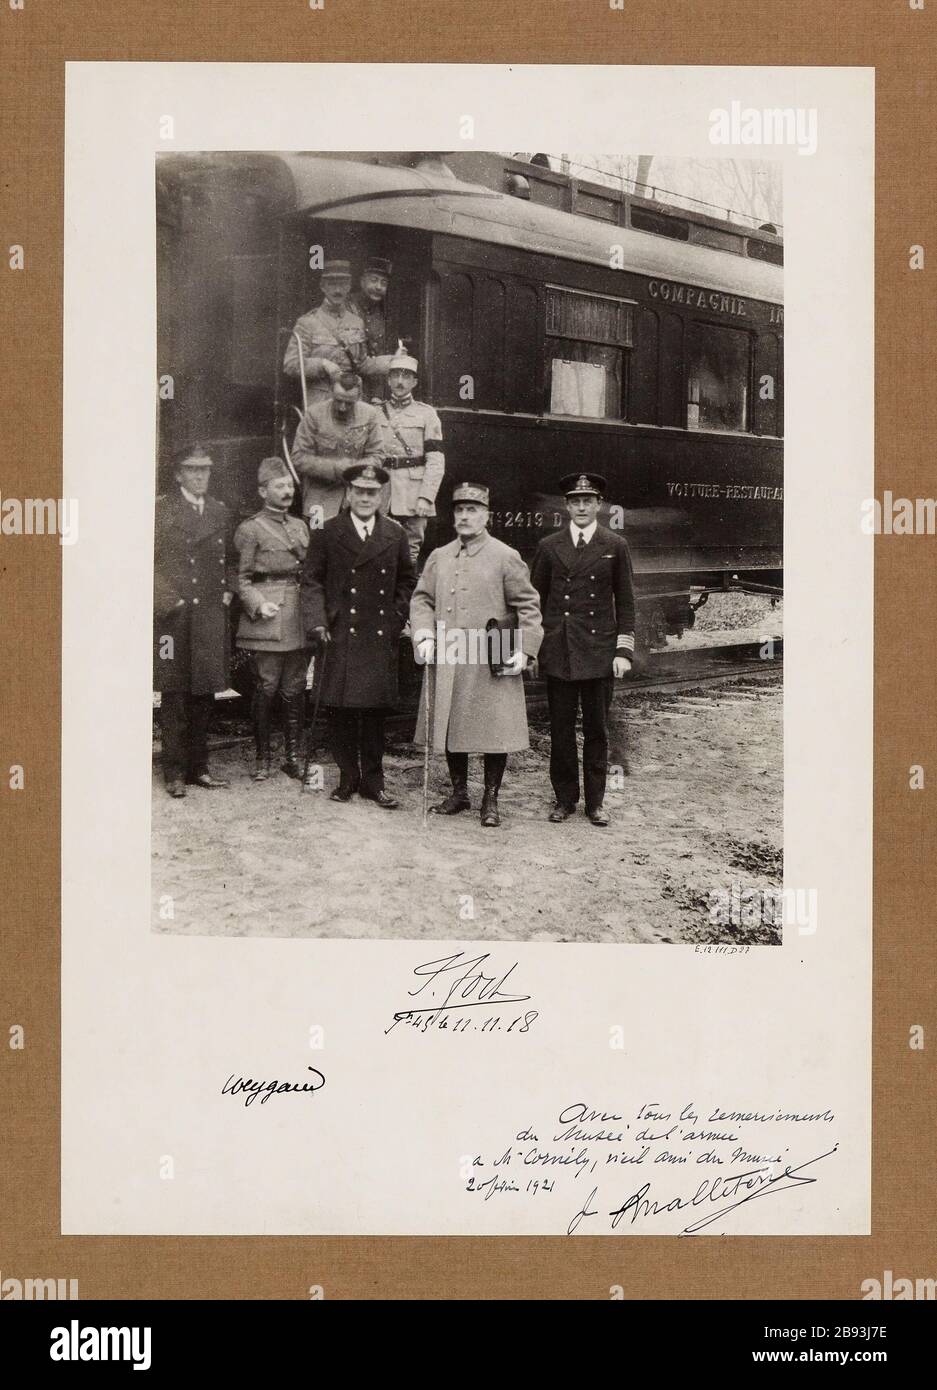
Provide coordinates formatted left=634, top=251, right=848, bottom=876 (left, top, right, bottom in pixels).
left=280, top=692, right=304, bottom=779
left=431, top=750, right=470, bottom=814
left=480, top=753, right=507, bottom=827
left=251, top=690, right=273, bottom=781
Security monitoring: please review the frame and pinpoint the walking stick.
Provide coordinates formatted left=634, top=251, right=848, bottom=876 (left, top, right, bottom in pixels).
left=421, top=661, right=434, bottom=827
left=292, top=329, right=309, bottom=415
left=301, top=642, right=328, bottom=793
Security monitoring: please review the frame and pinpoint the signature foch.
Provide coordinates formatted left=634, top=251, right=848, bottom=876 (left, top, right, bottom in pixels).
left=385, top=951, right=531, bottom=1033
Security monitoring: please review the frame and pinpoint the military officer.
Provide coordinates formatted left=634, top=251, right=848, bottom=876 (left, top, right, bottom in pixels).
left=234, top=457, right=311, bottom=781
left=283, top=259, right=381, bottom=408
left=410, top=483, right=543, bottom=828
left=376, top=342, right=445, bottom=568
left=348, top=256, right=395, bottom=399
left=301, top=462, right=416, bottom=807
left=530, top=472, right=636, bottom=826
left=290, top=372, right=385, bottom=525
left=153, top=444, right=236, bottom=798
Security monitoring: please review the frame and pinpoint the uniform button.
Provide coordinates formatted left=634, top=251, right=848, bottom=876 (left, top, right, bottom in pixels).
left=350, top=608, right=356, bottom=614
left=564, top=595, right=570, bottom=600
left=591, top=628, right=595, bottom=634
left=450, top=588, right=455, bottom=594
left=350, top=587, right=357, bottom=594
left=377, top=629, right=383, bottom=636
left=190, top=558, right=195, bottom=565
left=192, top=578, right=197, bottom=584
left=379, top=609, right=384, bottom=615
left=589, top=611, right=594, bottom=616
left=193, top=598, right=199, bottom=606
left=446, top=607, right=452, bottom=613
left=564, top=610, right=570, bottom=616
left=381, top=569, right=386, bottom=575
left=350, top=627, right=356, bottom=635
left=379, top=589, right=385, bottom=595
left=590, top=574, right=595, bottom=579
left=590, top=592, right=595, bottom=598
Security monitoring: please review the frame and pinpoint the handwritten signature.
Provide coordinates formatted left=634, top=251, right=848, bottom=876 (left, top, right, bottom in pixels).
left=221, top=1067, right=326, bottom=1108
left=566, top=1145, right=838, bottom=1236
left=385, top=951, right=531, bottom=1034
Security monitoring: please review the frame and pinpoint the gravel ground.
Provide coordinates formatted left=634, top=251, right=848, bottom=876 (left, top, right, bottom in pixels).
left=152, top=598, right=782, bottom=945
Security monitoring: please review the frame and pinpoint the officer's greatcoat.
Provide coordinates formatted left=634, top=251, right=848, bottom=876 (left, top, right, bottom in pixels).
left=410, top=532, right=544, bottom=753
left=530, top=523, right=636, bottom=681
left=301, top=513, right=415, bottom=709
left=153, top=491, right=234, bottom=694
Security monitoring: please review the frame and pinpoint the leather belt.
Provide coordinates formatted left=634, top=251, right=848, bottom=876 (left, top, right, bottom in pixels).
left=383, top=456, right=425, bottom=470
left=251, top=572, right=300, bottom=583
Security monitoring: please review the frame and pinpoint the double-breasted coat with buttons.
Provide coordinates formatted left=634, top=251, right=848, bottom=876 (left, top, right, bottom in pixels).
left=153, top=490, right=235, bottom=694
left=530, top=523, right=636, bottom=681
left=410, top=531, right=544, bottom=754
left=301, top=512, right=416, bottom=709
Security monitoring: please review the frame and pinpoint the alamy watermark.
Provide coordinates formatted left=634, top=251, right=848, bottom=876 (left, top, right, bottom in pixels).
left=709, top=101, right=818, bottom=157
left=0, top=494, right=79, bottom=545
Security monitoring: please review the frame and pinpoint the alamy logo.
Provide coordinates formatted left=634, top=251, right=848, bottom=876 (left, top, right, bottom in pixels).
left=50, top=1321, right=152, bottom=1370
left=0, top=1273, right=78, bottom=1300
left=709, top=102, right=818, bottom=156
left=861, top=1270, right=936, bottom=1300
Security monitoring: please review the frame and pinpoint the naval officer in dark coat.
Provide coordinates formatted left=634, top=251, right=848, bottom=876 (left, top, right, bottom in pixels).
left=153, top=444, right=236, bottom=797
left=301, top=462, right=416, bottom=807
left=530, top=472, right=636, bottom=826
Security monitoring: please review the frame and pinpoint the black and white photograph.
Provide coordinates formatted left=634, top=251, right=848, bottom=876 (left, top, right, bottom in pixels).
left=152, top=148, right=784, bottom=944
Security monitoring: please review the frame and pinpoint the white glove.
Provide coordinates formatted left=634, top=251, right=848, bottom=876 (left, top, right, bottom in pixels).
left=613, top=656, right=632, bottom=679
left=416, top=637, right=435, bottom=665
left=497, top=652, right=527, bottom=677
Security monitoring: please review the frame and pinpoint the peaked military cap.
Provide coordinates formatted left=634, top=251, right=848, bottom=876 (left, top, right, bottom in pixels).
left=321, top=259, right=353, bottom=279
left=388, top=339, right=419, bottom=374
left=363, top=257, right=393, bottom=277
left=452, top=482, right=490, bottom=506
left=343, top=461, right=390, bottom=488
left=559, top=472, right=607, bottom=498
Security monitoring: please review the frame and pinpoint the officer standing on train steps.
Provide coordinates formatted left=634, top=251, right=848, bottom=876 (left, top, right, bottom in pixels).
left=377, top=342, right=445, bottom=569
left=530, top=472, right=636, bottom=827
left=233, top=458, right=310, bottom=781
left=283, top=259, right=383, bottom=408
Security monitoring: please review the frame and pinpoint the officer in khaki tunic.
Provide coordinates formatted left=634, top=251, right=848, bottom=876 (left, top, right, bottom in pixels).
left=291, top=372, right=385, bottom=525
left=283, top=259, right=385, bottom=408
left=530, top=472, right=636, bottom=826
left=348, top=256, right=395, bottom=400
left=301, top=462, right=416, bottom=807
left=234, top=458, right=311, bottom=780
left=377, top=342, right=446, bottom=568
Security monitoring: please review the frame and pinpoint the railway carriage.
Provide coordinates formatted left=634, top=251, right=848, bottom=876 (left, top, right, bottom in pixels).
left=156, top=151, right=783, bottom=648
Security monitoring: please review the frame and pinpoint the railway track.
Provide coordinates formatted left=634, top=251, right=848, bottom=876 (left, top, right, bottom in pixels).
left=154, top=636, right=782, bottom=760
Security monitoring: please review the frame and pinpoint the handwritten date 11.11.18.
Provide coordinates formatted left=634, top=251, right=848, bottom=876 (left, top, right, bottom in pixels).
left=384, top=951, right=539, bottom=1036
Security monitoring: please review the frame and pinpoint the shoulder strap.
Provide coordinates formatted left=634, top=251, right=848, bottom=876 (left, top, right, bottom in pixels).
left=381, top=403, right=416, bottom=457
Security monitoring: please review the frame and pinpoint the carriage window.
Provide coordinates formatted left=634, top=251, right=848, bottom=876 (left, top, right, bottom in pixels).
left=545, top=287, right=633, bottom=419
left=686, top=322, right=751, bottom=432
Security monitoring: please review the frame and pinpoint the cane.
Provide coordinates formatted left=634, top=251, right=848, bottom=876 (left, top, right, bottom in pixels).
left=421, top=661, right=434, bottom=827
left=292, top=329, right=309, bottom=415
left=301, top=641, right=328, bottom=793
